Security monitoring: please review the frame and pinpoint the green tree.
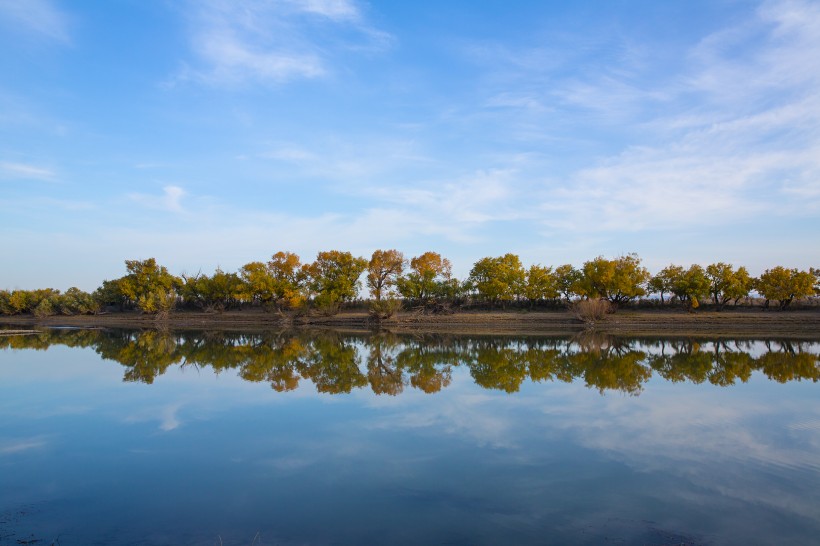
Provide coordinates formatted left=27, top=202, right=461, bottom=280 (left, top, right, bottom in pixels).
left=93, top=279, right=129, bottom=310
left=3, top=288, right=61, bottom=315
left=58, top=287, right=99, bottom=315
left=33, top=297, right=56, bottom=318
left=523, top=264, right=559, bottom=304
left=117, top=258, right=181, bottom=315
left=0, top=290, right=11, bottom=315
left=755, top=266, right=815, bottom=310
left=467, top=253, right=526, bottom=304
left=239, top=261, right=276, bottom=308
left=181, top=269, right=244, bottom=311
left=576, top=254, right=650, bottom=305
left=705, top=263, right=753, bottom=310
left=554, top=264, right=581, bottom=302
left=397, top=251, right=454, bottom=304
left=648, top=265, right=683, bottom=304
left=306, top=250, right=368, bottom=314
left=6, top=290, right=33, bottom=314
left=238, top=253, right=305, bottom=311
left=671, top=265, right=711, bottom=310
left=725, top=266, right=753, bottom=307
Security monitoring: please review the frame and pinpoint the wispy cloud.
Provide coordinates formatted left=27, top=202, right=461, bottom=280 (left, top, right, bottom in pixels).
left=523, top=0, right=820, bottom=233
left=0, top=161, right=56, bottom=181
left=160, top=403, right=183, bottom=431
left=128, top=185, right=187, bottom=213
left=176, top=0, right=390, bottom=86
left=0, top=436, right=48, bottom=455
left=288, top=0, right=360, bottom=21
left=260, top=145, right=319, bottom=162
left=0, top=0, right=70, bottom=42
left=366, top=168, right=526, bottom=227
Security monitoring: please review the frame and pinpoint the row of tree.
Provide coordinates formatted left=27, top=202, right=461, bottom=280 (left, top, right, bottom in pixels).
left=2, top=251, right=819, bottom=317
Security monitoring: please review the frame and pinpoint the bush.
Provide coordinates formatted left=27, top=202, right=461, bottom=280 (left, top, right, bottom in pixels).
left=369, top=298, right=403, bottom=320
left=571, top=298, right=611, bottom=324
left=312, top=294, right=341, bottom=316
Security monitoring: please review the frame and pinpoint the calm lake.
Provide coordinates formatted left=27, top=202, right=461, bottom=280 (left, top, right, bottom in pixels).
left=1, top=328, right=819, bottom=545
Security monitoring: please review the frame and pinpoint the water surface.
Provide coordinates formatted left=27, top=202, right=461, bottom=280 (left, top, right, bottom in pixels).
left=1, top=329, right=819, bottom=545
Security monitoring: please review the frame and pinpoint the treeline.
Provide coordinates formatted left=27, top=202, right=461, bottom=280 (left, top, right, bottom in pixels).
left=1, top=251, right=819, bottom=318
left=2, top=329, right=817, bottom=394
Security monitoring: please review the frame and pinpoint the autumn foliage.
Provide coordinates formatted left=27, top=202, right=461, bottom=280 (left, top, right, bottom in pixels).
left=1, top=251, right=818, bottom=319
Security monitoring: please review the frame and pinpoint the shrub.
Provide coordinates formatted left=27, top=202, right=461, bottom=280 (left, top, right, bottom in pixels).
left=312, top=294, right=341, bottom=316
left=571, top=298, right=611, bottom=324
left=369, top=298, right=402, bottom=320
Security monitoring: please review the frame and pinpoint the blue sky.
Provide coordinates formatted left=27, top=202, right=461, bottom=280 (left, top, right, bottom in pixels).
left=1, top=0, right=818, bottom=291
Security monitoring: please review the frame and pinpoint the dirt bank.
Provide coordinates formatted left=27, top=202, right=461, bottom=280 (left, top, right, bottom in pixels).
left=2, top=308, right=819, bottom=337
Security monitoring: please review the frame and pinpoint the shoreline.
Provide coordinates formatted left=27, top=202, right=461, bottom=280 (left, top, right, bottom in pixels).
left=2, top=308, right=820, bottom=338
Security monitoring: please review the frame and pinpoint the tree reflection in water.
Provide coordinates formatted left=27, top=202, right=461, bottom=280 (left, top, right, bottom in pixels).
left=2, top=328, right=818, bottom=395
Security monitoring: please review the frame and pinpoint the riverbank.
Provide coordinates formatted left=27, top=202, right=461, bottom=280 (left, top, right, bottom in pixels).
left=2, top=307, right=819, bottom=337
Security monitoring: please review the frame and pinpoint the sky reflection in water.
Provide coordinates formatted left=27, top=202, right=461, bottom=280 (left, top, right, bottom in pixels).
left=1, top=329, right=819, bottom=545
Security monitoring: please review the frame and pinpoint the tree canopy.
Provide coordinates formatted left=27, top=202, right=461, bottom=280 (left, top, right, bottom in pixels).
left=397, top=251, right=454, bottom=304
left=756, top=267, right=816, bottom=309
left=468, top=254, right=526, bottom=303
left=306, top=251, right=368, bottom=313
left=3, top=251, right=818, bottom=318
left=367, top=249, right=406, bottom=301
left=576, top=254, right=650, bottom=305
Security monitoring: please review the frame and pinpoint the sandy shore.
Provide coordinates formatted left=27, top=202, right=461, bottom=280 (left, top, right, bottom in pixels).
left=2, top=308, right=819, bottom=337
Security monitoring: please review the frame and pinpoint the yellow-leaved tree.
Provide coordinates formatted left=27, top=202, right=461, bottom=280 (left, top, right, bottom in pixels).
left=755, top=266, right=815, bottom=310
left=305, top=251, right=368, bottom=315
left=367, top=249, right=406, bottom=319
left=397, top=251, right=456, bottom=305
left=238, top=251, right=306, bottom=312
left=576, top=254, right=650, bottom=306
left=117, top=258, right=181, bottom=317
left=467, top=254, right=526, bottom=305
left=705, top=263, right=753, bottom=310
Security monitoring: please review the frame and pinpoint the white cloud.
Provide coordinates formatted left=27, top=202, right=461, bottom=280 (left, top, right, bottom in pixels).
left=0, top=436, right=48, bottom=455
left=252, top=137, right=530, bottom=242
left=260, top=145, right=319, bottom=162
left=529, top=0, right=820, bottom=234
left=0, top=0, right=70, bottom=42
left=128, top=185, right=187, bottom=213
left=366, top=169, right=526, bottom=227
left=552, top=386, right=820, bottom=521
left=291, top=0, right=360, bottom=21
left=160, top=403, right=184, bottom=431
left=192, top=28, right=325, bottom=84
left=454, top=1, right=820, bottom=244
left=177, top=0, right=389, bottom=86
left=0, top=161, right=56, bottom=181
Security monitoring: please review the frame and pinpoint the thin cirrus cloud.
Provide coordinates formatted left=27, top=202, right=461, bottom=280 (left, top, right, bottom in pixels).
left=177, top=0, right=390, bottom=86
left=0, top=436, right=48, bottom=455
left=0, top=161, right=56, bottom=181
left=0, top=0, right=70, bottom=42
left=529, top=0, right=820, bottom=234
left=447, top=0, right=820, bottom=241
